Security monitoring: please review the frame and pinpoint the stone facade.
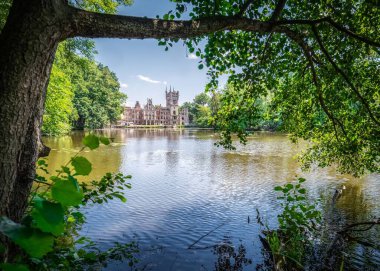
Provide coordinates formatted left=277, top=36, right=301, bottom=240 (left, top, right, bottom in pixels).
left=121, top=88, right=189, bottom=126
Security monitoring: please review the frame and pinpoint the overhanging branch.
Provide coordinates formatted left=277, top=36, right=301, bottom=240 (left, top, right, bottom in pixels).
left=68, top=7, right=275, bottom=39
left=312, top=25, right=380, bottom=126
left=275, top=17, right=380, bottom=48
left=283, top=29, right=348, bottom=138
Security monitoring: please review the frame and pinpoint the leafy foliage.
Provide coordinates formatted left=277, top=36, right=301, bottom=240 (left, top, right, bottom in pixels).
left=161, top=0, right=380, bottom=176
left=69, top=0, right=133, bottom=14
left=41, top=50, right=75, bottom=135
left=180, top=92, right=218, bottom=127
left=0, top=0, right=11, bottom=32
left=71, top=60, right=127, bottom=130
left=263, top=179, right=322, bottom=270
left=38, top=0, right=130, bottom=135
left=274, top=178, right=321, bottom=234
left=41, top=42, right=127, bottom=134
left=0, top=134, right=138, bottom=270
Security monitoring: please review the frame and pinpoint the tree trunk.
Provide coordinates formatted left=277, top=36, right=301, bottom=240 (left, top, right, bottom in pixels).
left=0, top=0, right=68, bottom=222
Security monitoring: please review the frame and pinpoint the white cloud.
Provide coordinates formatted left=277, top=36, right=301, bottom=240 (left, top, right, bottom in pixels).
left=163, top=81, right=168, bottom=85
left=120, top=83, right=128, bottom=88
left=137, top=75, right=161, bottom=84
left=187, top=53, right=198, bottom=60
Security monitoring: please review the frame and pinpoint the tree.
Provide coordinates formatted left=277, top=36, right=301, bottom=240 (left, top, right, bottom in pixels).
left=71, top=60, right=126, bottom=130
left=42, top=38, right=125, bottom=134
left=0, top=0, right=379, bottom=233
left=42, top=60, right=75, bottom=135
left=193, top=92, right=211, bottom=106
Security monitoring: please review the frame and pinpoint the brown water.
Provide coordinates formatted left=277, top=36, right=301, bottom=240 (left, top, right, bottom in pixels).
left=42, top=129, right=380, bottom=270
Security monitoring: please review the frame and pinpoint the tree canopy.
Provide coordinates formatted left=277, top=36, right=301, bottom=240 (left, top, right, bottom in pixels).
left=41, top=42, right=126, bottom=135
left=158, top=0, right=380, bottom=176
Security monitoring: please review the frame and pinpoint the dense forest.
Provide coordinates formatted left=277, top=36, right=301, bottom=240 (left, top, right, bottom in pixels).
left=42, top=40, right=126, bottom=135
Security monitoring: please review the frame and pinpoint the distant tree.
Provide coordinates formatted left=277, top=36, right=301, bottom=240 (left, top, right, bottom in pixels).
left=42, top=58, right=75, bottom=135
left=195, top=105, right=212, bottom=127
left=193, top=92, right=211, bottom=106
left=42, top=46, right=74, bottom=135
left=180, top=102, right=196, bottom=124
left=72, top=61, right=126, bottom=130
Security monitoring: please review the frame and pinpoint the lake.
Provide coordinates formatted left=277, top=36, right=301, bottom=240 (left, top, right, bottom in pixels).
left=42, top=129, right=380, bottom=270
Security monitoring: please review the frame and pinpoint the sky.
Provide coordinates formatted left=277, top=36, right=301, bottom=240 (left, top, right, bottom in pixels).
left=94, top=0, right=217, bottom=107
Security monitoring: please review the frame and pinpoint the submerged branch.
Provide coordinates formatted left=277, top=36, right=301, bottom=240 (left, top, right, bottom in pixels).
left=188, top=222, right=228, bottom=249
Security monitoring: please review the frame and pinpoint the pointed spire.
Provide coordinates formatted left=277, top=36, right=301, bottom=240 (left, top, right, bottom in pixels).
left=169, top=85, right=172, bottom=91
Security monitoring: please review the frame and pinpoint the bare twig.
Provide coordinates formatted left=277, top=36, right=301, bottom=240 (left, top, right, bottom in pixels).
left=338, top=219, right=380, bottom=234
left=33, top=180, right=52, bottom=186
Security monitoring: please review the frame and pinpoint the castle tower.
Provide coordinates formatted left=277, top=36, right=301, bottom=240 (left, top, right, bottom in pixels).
left=166, top=87, right=179, bottom=125
left=166, top=86, right=179, bottom=107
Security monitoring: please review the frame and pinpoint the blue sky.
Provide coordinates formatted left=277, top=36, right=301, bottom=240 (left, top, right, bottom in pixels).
left=94, top=0, right=215, bottom=106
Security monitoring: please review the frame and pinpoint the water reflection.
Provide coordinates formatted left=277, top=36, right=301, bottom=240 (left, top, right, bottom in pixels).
left=42, top=131, right=123, bottom=181
left=213, top=239, right=252, bottom=271
left=41, top=129, right=380, bottom=270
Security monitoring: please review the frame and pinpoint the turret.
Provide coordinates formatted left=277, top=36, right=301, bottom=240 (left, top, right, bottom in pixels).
left=166, top=87, right=179, bottom=107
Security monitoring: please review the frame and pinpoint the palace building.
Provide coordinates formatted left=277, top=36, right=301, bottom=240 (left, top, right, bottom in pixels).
left=120, top=87, right=189, bottom=126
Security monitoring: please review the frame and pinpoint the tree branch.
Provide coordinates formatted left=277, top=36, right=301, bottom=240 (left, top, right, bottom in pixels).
left=275, top=17, right=380, bottom=48
left=312, top=25, right=380, bottom=126
left=237, top=0, right=255, bottom=17
left=68, top=6, right=277, bottom=39
left=283, top=29, right=347, bottom=138
left=269, top=0, right=287, bottom=21
left=67, top=4, right=380, bottom=52
left=338, top=219, right=380, bottom=234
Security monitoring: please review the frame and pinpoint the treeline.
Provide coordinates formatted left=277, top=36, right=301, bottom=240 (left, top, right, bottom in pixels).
left=182, top=84, right=283, bottom=130
left=42, top=39, right=126, bottom=135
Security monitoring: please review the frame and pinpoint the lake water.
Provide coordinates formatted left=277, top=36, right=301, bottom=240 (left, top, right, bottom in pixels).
left=42, top=129, right=380, bottom=270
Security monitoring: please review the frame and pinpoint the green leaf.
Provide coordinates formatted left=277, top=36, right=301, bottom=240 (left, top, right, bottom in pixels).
left=0, top=217, right=54, bottom=258
left=298, top=188, right=306, bottom=194
left=37, top=159, right=47, bottom=166
left=112, top=193, right=127, bottom=203
left=286, top=196, right=295, bottom=201
left=198, top=64, right=204, bottom=70
left=298, top=178, right=306, bottom=183
left=71, top=156, right=92, bottom=176
left=99, top=136, right=110, bottom=145
left=82, top=134, right=99, bottom=150
left=0, top=263, right=29, bottom=271
left=31, top=197, right=64, bottom=236
left=285, top=183, right=294, bottom=189
left=51, top=178, right=84, bottom=206
left=274, top=186, right=283, bottom=191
